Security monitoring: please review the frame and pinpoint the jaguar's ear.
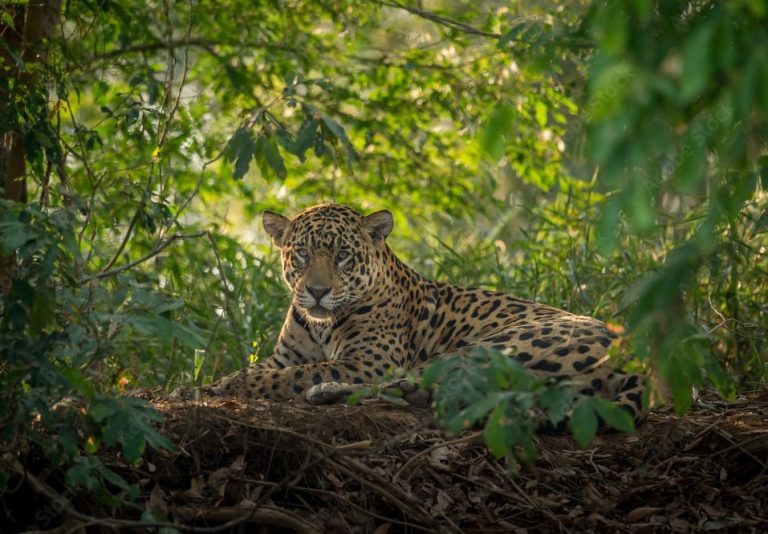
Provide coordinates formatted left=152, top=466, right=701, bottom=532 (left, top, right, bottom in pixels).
left=362, top=210, right=394, bottom=244
left=263, top=211, right=290, bottom=247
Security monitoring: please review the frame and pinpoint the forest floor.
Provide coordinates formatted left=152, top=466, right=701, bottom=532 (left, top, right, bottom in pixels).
left=7, top=390, right=768, bottom=533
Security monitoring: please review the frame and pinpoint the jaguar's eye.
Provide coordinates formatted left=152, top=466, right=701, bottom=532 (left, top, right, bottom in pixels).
left=335, top=250, right=350, bottom=263
left=295, top=248, right=310, bottom=262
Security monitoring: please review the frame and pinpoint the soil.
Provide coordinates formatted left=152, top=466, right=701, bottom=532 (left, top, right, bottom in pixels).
left=4, top=391, right=768, bottom=533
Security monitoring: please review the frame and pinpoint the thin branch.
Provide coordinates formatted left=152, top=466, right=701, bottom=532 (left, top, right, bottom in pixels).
left=97, top=163, right=156, bottom=275
left=174, top=504, right=321, bottom=534
left=209, top=414, right=441, bottom=531
left=81, top=231, right=206, bottom=282
left=380, top=1, right=501, bottom=39
left=236, top=477, right=433, bottom=532
left=9, top=457, right=318, bottom=534
left=157, top=95, right=281, bottom=244
left=90, top=38, right=304, bottom=62
left=208, top=232, right=249, bottom=367
left=394, top=431, right=481, bottom=480
left=98, top=7, right=193, bottom=277
left=92, top=37, right=222, bottom=60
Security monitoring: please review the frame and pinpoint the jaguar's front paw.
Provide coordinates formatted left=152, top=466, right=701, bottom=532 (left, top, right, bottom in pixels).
left=381, top=379, right=431, bottom=408
left=306, top=382, right=362, bottom=404
left=170, top=384, right=220, bottom=400
left=170, top=385, right=201, bottom=400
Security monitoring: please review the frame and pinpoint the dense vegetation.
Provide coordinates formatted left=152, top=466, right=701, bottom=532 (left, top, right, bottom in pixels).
left=1, top=0, right=766, bottom=506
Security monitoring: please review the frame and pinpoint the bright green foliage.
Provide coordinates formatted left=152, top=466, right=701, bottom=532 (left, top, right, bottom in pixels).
left=0, top=0, right=767, bottom=497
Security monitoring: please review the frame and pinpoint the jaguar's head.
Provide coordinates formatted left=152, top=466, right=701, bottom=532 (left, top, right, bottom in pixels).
left=263, top=204, right=394, bottom=323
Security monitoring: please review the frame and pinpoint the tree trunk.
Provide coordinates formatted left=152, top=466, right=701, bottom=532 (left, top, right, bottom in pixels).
left=0, top=1, right=62, bottom=293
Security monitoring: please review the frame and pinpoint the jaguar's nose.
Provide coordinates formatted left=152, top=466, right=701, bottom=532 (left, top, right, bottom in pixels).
left=306, top=286, right=331, bottom=302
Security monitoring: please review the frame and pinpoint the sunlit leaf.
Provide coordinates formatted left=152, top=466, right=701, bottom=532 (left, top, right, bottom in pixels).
left=479, top=103, right=515, bottom=161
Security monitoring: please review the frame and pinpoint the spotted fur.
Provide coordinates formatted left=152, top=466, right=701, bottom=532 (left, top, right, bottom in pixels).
left=206, top=204, right=646, bottom=420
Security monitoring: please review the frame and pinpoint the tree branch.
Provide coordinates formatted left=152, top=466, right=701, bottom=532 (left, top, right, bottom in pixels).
left=380, top=1, right=501, bottom=39
left=93, top=37, right=221, bottom=59
left=82, top=231, right=207, bottom=283
left=91, top=38, right=305, bottom=61
left=8, top=457, right=321, bottom=534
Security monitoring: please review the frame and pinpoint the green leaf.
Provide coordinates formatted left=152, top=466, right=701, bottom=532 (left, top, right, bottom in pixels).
left=570, top=398, right=598, bottom=448
left=233, top=135, right=255, bottom=180
left=595, top=2, right=628, bottom=54
left=674, top=132, right=706, bottom=193
left=446, top=393, right=503, bottom=433
left=479, top=103, right=515, bottom=161
left=717, top=172, right=757, bottom=220
left=90, top=398, right=117, bottom=423
left=84, top=435, right=101, bottom=454
left=321, top=115, right=356, bottom=163
left=736, top=54, right=759, bottom=119
left=194, top=349, right=205, bottom=381
left=1, top=11, right=15, bottom=30
left=321, top=115, right=350, bottom=146
left=171, top=321, right=207, bottom=350
left=0, top=221, right=37, bottom=251
left=534, top=101, right=548, bottom=128
left=224, top=128, right=256, bottom=180
left=122, top=430, right=146, bottom=462
left=498, top=20, right=544, bottom=48
left=483, top=402, right=512, bottom=458
left=112, top=285, right=128, bottom=306
left=681, top=23, right=713, bottom=101
left=59, top=430, right=78, bottom=456
left=421, top=358, right=452, bottom=388
left=292, top=119, right=319, bottom=162
left=262, top=136, right=287, bottom=180
left=11, top=279, right=35, bottom=306
left=671, top=373, right=693, bottom=414
left=30, top=287, right=54, bottom=334
left=593, top=397, right=635, bottom=433
left=538, top=387, right=572, bottom=425
left=596, top=196, right=621, bottom=256
left=100, top=466, right=131, bottom=491
left=66, top=459, right=98, bottom=491
left=626, top=179, right=655, bottom=233
left=660, top=355, right=694, bottom=414
left=507, top=423, right=537, bottom=466
left=125, top=107, right=140, bottom=126
left=587, top=62, right=633, bottom=121
left=313, top=130, right=326, bottom=157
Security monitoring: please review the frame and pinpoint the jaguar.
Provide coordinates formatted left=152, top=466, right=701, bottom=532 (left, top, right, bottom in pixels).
left=187, top=203, right=646, bottom=421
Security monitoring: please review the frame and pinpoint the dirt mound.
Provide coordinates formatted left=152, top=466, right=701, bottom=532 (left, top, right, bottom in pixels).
left=4, top=392, right=768, bottom=532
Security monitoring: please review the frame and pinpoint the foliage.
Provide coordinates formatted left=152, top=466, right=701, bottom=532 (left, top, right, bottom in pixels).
left=0, top=200, right=174, bottom=498
left=0, top=0, right=766, bottom=504
left=582, top=0, right=768, bottom=407
left=422, top=347, right=634, bottom=470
